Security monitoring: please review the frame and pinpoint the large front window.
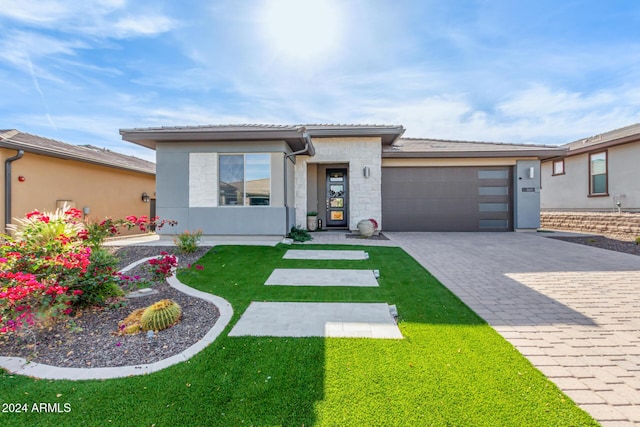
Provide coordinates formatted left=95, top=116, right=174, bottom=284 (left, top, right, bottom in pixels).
left=219, top=154, right=270, bottom=206
left=589, top=151, right=607, bottom=195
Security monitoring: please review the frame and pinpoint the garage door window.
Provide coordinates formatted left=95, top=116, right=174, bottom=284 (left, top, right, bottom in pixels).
left=479, top=203, right=509, bottom=212
left=479, top=186, right=509, bottom=196
left=480, top=219, right=509, bottom=229
left=478, top=170, right=509, bottom=179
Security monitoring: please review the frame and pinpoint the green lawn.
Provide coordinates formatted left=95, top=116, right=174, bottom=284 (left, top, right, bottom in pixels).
left=0, top=244, right=599, bottom=426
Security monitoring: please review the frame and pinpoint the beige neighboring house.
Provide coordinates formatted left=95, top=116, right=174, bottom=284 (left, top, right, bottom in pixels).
left=541, top=123, right=640, bottom=212
left=1, top=129, right=156, bottom=234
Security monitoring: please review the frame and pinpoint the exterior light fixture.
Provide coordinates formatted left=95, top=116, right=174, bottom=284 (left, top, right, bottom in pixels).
left=363, top=166, right=371, bottom=178
left=141, top=192, right=150, bottom=203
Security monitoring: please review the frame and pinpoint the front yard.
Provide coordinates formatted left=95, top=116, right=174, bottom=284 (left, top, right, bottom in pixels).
left=0, top=244, right=598, bottom=426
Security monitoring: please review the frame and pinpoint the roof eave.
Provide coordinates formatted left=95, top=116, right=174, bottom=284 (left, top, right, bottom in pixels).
left=0, top=141, right=155, bottom=175
left=382, top=149, right=567, bottom=159
left=119, top=128, right=309, bottom=151
left=307, top=126, right=405, bottom=144
left=562, top=134, right=640, bottom=157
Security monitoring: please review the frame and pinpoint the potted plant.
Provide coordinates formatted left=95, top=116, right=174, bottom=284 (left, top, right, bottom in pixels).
left=357, top=218, right=378, bottom=238
left=306, top=211, right=318, bottom=231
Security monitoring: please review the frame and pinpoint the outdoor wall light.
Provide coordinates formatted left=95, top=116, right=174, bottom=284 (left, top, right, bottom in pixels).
left=363, top=166, right=371, bottom=178
left=141, top=192, right=150, bottom=203
left=528, top=166, right=535, bottom=179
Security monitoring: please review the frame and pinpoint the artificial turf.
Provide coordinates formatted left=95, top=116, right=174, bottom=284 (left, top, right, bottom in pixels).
left=0, top=244, right=599, bottom=426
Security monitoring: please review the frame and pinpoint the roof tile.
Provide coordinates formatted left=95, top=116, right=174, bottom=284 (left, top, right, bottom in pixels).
left=0, top=130, right=155, bottom=175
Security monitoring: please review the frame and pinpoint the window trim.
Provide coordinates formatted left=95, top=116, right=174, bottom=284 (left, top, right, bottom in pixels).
left=552, top=159, right=565, bottom=176
left=218, top=153, right=272, bottom=207
left=588, top=150, right=608, bottom=197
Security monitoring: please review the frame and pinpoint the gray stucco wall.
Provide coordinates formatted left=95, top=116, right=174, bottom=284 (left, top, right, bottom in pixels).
left=155, top=141, right=292, bottom=236
left=514, top=160, right=541, bottom=229
left=541, top=142, right=640, bottom=211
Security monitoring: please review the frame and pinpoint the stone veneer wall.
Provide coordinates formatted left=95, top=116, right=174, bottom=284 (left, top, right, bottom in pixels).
left=294, top=136, right=382, bottom=231
left=541, top=211, right=640, bottom=235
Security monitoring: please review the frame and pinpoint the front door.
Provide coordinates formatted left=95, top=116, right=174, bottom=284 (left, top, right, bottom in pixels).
left=325, top=169, right=348, bottom=227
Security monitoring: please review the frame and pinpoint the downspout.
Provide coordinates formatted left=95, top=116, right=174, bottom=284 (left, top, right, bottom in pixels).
left=283, top=132, right=315, bottom=234
left=4, top=150, right=24, bottom=233
left=283, top=155, right=289, bottom=234
left=284, top=132, right=315, bottom=162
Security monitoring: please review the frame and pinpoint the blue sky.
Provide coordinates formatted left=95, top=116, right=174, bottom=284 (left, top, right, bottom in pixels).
left=1, top=0, right=640, bottom=162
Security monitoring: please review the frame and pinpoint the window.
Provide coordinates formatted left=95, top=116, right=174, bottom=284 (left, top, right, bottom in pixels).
left=478, top=170, right=509, bottom=179
left=552, top=159, right=565, bottom=176
left=219, top=154, right=270, bottom=206
left=589, top=151, right=607, bottom=195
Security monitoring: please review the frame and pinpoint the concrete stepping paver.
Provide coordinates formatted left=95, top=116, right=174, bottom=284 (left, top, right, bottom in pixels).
left=229, top=302, right=402, bottom=339
left=283, top=250, right=368, bottom=260
left=265, top=268, right=378, bottom=287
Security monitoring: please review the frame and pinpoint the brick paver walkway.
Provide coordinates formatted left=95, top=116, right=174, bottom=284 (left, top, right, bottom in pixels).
left=386, top=232, right=640, bottom=427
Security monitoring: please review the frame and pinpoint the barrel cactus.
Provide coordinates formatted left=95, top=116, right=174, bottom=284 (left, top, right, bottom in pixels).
left=118, top=308, right=145, bottom=335
left=140, top=299, right=182, bottom=332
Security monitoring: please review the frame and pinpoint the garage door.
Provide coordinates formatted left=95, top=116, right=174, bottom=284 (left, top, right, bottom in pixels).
left=381, top=167, right=513, bottom=231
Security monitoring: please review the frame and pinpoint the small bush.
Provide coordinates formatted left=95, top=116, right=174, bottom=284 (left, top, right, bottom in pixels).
left=147, top=252, right=178, bottom=280
left=288, top=226, right=312, bottom=242
left=635, top=236, right=640, bottom=245
left=173, top=229, right=203, bottom=253
left=72, top=248, right=124, bottom=307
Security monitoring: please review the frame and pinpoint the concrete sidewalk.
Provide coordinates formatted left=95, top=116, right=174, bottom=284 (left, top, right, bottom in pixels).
left=387, top=232, right=640, bottom=427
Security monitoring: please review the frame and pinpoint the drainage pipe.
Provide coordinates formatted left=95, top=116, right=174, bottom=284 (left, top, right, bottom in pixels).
left=283, top=132, right=315, bottom=234
left=4, top=149, right=24, bottom=233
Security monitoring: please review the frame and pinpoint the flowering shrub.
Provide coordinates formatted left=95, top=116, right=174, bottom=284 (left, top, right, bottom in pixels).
left=147, top=252, right=178, bottom=280
left=83, top=215, right=177, bottom=250
left=0, top=271, right=74, bottom=333
left=0, top=206, right=177, bottom=333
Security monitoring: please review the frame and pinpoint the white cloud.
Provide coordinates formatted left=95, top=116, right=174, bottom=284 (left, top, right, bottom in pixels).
left=497, top=84, right=616, bottom=117
left=112, top=15, right=175, bottom=38
left=0, top=0, right=175, bottom=39
left=0, top=31, right=86, bottom=74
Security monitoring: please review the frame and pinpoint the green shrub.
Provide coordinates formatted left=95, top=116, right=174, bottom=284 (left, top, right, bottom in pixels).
left=635, top=236, right=640, bottom=245
left=72, top=248, right=124, bottom=307
left=288, top=226, right=312, bottom=242
left=173, top=229, right=203, bottom=253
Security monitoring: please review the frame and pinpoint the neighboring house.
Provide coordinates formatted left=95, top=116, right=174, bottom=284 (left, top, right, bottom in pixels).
left=120, top=124, right=565, bottom=237
left=541, top=123, right=640, bottom=212
left=1, top=129, right=156, bottom=233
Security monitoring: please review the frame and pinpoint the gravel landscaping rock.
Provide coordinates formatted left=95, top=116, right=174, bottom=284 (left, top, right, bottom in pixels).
left=0, top=246, right=219, bottom=368
left=547, top=235, right=640, bottom=256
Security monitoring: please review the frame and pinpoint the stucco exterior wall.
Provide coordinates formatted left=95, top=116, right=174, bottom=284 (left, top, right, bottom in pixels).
left=541, top=142, right=640, bottom=211
left=0, top=148, right=155, bottom=233
left=514, top=160, right=541, bottom=229
left=156, top=141, right=291, bottom=236
left=295, top=136, right=381, bottom=231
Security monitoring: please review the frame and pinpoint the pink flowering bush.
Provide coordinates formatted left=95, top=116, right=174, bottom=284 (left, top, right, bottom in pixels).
left=0, top=207, right=176, bottom=333
left=147, top=252, right=178, bottom=280
left=83, top=215, right=177, bottom=250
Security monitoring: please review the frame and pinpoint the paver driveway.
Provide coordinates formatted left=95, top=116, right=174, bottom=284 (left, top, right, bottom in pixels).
left=387, top=232, right=640, bottom=427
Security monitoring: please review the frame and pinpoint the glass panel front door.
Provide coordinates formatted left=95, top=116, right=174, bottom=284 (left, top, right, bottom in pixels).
left=326, top=169, right=348, bottom=227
